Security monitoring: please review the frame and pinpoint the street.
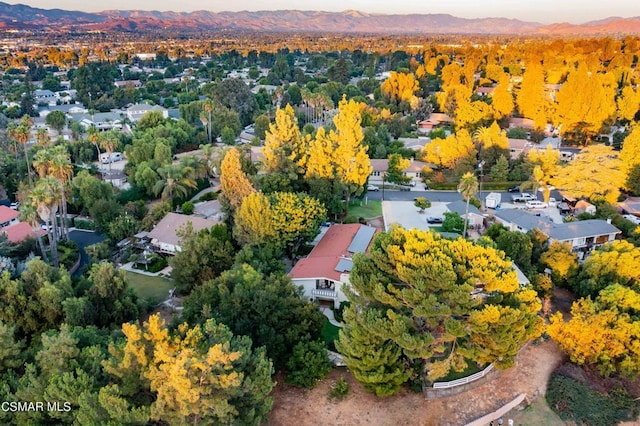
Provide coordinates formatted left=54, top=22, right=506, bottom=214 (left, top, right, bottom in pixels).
left=362, top=189, right=563, bottom=203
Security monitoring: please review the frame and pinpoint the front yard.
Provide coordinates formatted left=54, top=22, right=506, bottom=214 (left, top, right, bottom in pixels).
left=124, top=270, right=174, bottom=305
left=348, top=200, right=382, bottom=219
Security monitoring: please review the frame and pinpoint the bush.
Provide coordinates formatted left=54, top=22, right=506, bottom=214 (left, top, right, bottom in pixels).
left=117, top=186, right=150, bottom=204
left=134, top=255, right=167, bottom=273
left=333, top=301, right=350, bottom=323
left=546, top=372, right=639, bottom=426
left=328, top=377, right=349, bottom=400
left=181, top=201, right=194, bottom=215
left=286, top=340, right=333, bottom=388
left=74, top=218, right=95, bottom=230
left=197, top=191, right=218, bottom=202
left=343, top=215, right=358, bottom=224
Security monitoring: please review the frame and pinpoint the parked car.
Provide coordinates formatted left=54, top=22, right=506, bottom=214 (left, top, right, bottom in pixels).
left=548, top=197, right=557, bottom=207
left=623, top=214, right=640, bottom=225
left=525, top=200, right=548, bottom=209
left=507, top=186, right=520, bottom=193
left=9, top=201, right=19, bottom=210
left=511, top=193, right=536, bottom=203
left=367, top=185, right=380, bottom=192
left=427, top=216, right=444, bottom=224
left=400, top=181, right=416, bottom=187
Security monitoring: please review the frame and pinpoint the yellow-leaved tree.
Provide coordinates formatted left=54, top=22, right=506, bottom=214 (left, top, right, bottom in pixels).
left=262, top=104, right=307, bottom=176
left=516, top=62, right=548, bottom=130
left=617, top=85, right=640, bottom=124
left=381, top=71, right=419, bottom=106
left=552, top=144, right=624, bottom=204
left=620, top=126, right=640, bottom=187
left=303, top=127, right=335, bottom=179
left=422, top=129, right=476, bottom=170
left=329, top=97, right=372, bottom=216
left=233, top=191, right=275, bottom=245
left=473, top=121, right=509, bottom=150
left=234, top=191, right=326, bottom=255
left=220, top=148, right=255, bottom=211
left=102, top=313, right=274, bottom=425
left=489, top=74, right=514, bottom=120
left=552, top=64, right=616, bottom=144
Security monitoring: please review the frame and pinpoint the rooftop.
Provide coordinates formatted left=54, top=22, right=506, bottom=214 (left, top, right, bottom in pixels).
left=290, top=224, right=377, bottom=281
left=147, top=213, right=219, bottom=247
left=0, top=206, right=19, bottom=224
left=1, top=222, right=43, bottom=243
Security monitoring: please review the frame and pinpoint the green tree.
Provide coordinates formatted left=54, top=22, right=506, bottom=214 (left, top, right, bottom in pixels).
left=489, top=154, right=509, bottom=182
left=169, top=223, right=235, bottom=294
left=45, top=110, right=66, bottom=134
left=414, top=197, right=431, bottom=213
left=152, top=164, right=197, bottom=204
left=337, top=227, right=543, bottom=395
left=286, top=340, right=333, bottom=388
left=212, top=78, right=256, bottom=126
left=85, top=262, right=138, bottom=328
left=183, top=264, right=325, bottom=370
left=495, top=230, right=533, bottom=274
left=442, top=211, right=465, bottom=233
left=386, top=154, right=410, bottom=185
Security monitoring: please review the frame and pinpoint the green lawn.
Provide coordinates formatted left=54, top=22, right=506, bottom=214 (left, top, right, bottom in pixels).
left=322, top=318, right=341, bottom=351
left=510, top=397, right=565, bottom=426
left=348, top=200, right=382, bottom=219
left=124, top=271, right=175, bottom=305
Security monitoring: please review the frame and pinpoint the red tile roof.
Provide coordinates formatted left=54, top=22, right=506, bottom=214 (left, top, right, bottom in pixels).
left=0, top=206, right=19, bottom=224
left=290, top=224, right=375, bottom=281
left=1, top=222, right=42, bottom=243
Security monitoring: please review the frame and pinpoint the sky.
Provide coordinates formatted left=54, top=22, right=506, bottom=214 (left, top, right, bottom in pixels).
left=3, top=0, right=640, bottom=24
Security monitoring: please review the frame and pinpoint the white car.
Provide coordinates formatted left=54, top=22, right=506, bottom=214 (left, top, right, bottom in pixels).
left=367, top=185, right=380, bottom=192
left=526, top=200, right=548, bottom=209
left=548, top=197, right=557, bottom=207
left=622, top=214, right=640, bottom=225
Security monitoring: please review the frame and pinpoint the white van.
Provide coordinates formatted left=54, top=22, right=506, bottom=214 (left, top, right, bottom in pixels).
left=100, top=152, right=123, bottom=164
left=526, top=200, right=548, bottom=209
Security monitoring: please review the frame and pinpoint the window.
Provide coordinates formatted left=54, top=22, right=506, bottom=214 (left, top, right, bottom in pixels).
left=316, top=279, right=335, bottom=290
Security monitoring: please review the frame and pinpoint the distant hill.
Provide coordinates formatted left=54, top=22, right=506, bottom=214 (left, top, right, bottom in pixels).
left=0, top=2, right=638, bottom=35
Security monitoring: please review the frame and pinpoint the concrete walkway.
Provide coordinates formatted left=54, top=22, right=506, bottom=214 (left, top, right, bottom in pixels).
left=118, top=261, right=171, bottom=277
left=190, top=183, right=220, bottom=202
left=320, top=306, right=342, bottom=328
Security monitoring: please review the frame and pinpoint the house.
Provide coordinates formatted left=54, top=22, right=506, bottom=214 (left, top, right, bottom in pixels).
left=34, top=89, right=56, bottom=104
left=446, top=200, right=484, bottom=228
left=126, top=103, right=169, bottom=122
left=290, top=224, right=377, bottom=308
left=102, top=171, right=129, bottom=189
left=618, top=197, right=640, bottom=217
left=369, top=159, right=433, bottom=185
left=1, top=222, right=43, bottom=244
left=507, top=117, right=535, bottom=130
left=476, top=86, right=495, bottom=97
left=147, top=213, right=220, bottom=254
left=70, top=112, right=123, bottom=131
left=508, top=138, right=532, bottom=159
left=0, top=206, right=19, bottom=228
left=417, top=113, right=454, bottom=132
left=494, top=209, right=620, bottom=257
left=114, top=80, right=143, bottom=88
left=574, top=200, right=596, bottom=215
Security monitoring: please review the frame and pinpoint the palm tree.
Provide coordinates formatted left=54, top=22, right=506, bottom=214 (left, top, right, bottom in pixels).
left=153, top=165, right=197, bottom=204
left=8, top=115, right=35, bottom=185
left=19, top=202, right=48, bottom=262
left=201, top=99, right=214, bottom=143
left=35, top=128, right=51, bottom=146
left=48, top=147, right=74, bottom=239
left=180, top=155, right=207, bottom=180
left=457, top=172, right=479, bottom=237
left=87, top=125, right=101, bottom=164
left=30, top=178, right=62, bottom=268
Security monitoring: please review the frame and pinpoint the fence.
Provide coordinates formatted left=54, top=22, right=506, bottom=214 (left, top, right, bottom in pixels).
left=432, top=364, right=494, bottom=389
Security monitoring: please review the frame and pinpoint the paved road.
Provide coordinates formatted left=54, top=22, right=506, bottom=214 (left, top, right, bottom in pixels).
left=68, top=229, right=105, bottom=276
left=363, top=189, right=563, bottom=203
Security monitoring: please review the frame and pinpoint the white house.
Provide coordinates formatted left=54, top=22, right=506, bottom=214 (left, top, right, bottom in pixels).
left=147, top=213, right=220, bottom=254
left=494, top=209, right=620, bottom=257
left=369, top=159, right=433, bottom=186
left=126, top=103, right=169, bottom=122
left=290, top=224, right=377, bottom=308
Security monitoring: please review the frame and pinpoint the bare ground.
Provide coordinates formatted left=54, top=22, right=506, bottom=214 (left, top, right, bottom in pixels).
left=269, top=339, right=566, bottom=426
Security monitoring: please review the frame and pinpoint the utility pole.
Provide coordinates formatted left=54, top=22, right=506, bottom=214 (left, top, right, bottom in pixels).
left=478, top=160, right=485, bottom=211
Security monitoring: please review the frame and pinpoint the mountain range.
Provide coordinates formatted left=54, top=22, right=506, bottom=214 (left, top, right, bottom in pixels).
left=0, top=2, right=639, bottom=34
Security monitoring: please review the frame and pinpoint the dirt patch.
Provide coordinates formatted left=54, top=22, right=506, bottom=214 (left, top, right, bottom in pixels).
left=269, top=339, right=565, bottom=426
left=366, top=216, right=385, bottom=231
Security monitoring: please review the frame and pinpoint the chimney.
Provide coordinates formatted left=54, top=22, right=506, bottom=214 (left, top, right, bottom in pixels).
left=606, top=218, right=612, bottom=224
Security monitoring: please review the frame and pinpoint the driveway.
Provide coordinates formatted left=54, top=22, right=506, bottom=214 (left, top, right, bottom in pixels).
left=382, top=201, right=450, bottom=231
left=68, top=229, right=106, bottom=276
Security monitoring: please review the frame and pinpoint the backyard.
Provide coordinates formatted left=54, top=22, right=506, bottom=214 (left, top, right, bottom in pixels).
left=124, top=270, right=175, bottom=305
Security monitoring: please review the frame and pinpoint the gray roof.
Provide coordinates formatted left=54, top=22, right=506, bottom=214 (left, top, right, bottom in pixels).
left=447, top=200, right=481, bottom=216
left=335, top=258, right=353, bottom=273
left=547, top=219, right=620, bottom=241
left=347, top=225, right=376, bottom=253
left=494, top=209, right=554, bottom=233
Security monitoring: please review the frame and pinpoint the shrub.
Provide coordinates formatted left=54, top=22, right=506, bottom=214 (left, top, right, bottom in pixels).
left=286, top=340, right=333, bottom=388
left=343, top=215, right=358, bottom=224
left=74, top=218, right=96, bottom=230
left=328, top=377, right=349, bottom=400
left=333, top=301, right=351, bottom=323
left=181, top=201, right=194, bottom=215
left=546, top=372, right=639, bottom=426
left=134, top=255, right=167, bottom=273
left=197, top=191, right=218, bottom=202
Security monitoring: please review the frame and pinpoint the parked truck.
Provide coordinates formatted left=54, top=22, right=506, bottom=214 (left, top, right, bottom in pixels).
left=511, top=193, right=536, bottom=203
left=485, top=192, right=502, bottom=209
